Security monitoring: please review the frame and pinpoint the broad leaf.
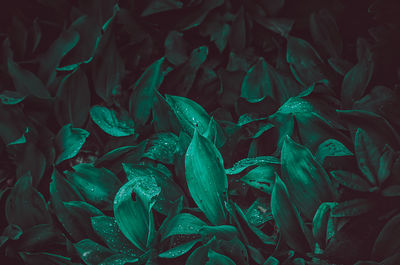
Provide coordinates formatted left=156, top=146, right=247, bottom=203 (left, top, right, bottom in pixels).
left=55, top=124, right=90, bottom=165
left=90, top=105, right=135, bottom=137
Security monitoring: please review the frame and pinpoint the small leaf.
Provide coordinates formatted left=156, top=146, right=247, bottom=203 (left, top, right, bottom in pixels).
left=241, top=58, right=271, bottom=103
left=355, top=128, right=380, bottom=185
left=166, top=94, right=211, bottom=136
left=377, top=145, right=395, bottom=185
left=331, top=198, right=375, bottom=217
left=199, top=225, right=238, bottom=241
left=240, top=165, right=276, bottom=194
left=315, top=139, right=353, bottom=164
left=50, top=168, right=85, bottom=202
left=143, top=132, right=179, bottom=164
left=129, top=58, right=165, bottom=127
left=6, top=174, right=52, bottom=229
left=55, top=124, right=89, bottom=165
left=160, top=213, right=207, bottom=240
left=74, top=239, right=114, bottom=265
left=7, top=127, right=28, bottom=146
left=287, top=36, right=327, bottom=87
left=90, top=105, right=135, bottom=137
left=91, top=216, right=142, bottom=257
left=271, top=176, right=311, bottom=254
left=164, top=31, right=189, bottom=66
left=142, top=0, right=183, bottom=16
left=312, top=202, right=335, bottom=248
left=372, top=213, right=400, bottom=261
left=65, top=164, right=122, bottom=210
left=330, top=170, right=372, bottom=192
left=185, top=131, right=228, bottom=225
left=226, top=156, right=280, bottom=175
left=0, top=90, right=26, bottom=105
left=206, top=250, right=236, bottom=265
left=159, top=239, right=200, bottom=258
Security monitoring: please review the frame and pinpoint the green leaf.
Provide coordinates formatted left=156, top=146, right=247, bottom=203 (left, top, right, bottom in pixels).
left=123, top=164, right=184, bottom=215
left=50, top=168, right=85, bottom=202
left=281, top=136, right=338, bottom=220
left=331, top=198, right=375, bottom=217
left=55, top=67, right=91, bottom=128
left=14, top=224, right=63, bottom=252
left=166, top=94, right=211, bottom=136
left=99, top=254, right=139, bottom=265
left=240, top=165, right=276, bottom=194
left=185, top=130, right=228, bottom=225
left=19, top=252, right=73, bottom=265
left=90, top=105, right=135, bottom=137
left=57, top=201, right=103, bottom=241
left=129, top=58, right=165, bottom=127
left=286, top=36, right=327, bottom=87
left=92, top=34, right=125, bottom=104
left=206, top=250, right=236, bottom=265
left=0, top=90, right=26, bottom=105
left=164, top=31, right=189, bottom=66
left=142, top=0, right=183, bottom=16
left=330, top=170, right=372, bottom=192
left=241, top=58, right=271, bottom=103
left=113, top=176, right=160, bottom=251
left=65, top=164, right=122, bottom=210
left=177, top=0, right=224, bottom=31
left=159, top=239, right=201, bottom=259
left=341, top=57, right=374, bottom=107
left=315, top=139, right=353, bottom=164
left=355, top=128, right=380, bottom=185
left=377, top=145, right=395, bottom=185
left=55, top=124, right=89, bottom=165
left=372, top=213, right=400, bottom=261
left=143, top=132, right=179, bottom=164
left=199, top=225, right=238, bottom=241
left=312, top=202, right=335, bottom=249
left=203, top=117, right=226, bottom=148
left=1, top=224, right=23, bottom=246
left=74, top=239, right=114, bottom=265
left=226, top=156, right=280, bottom=175
left=91, top=216, right=142, bottom=257
left=160, top=213, right=207, bottom=240
left=245, top=198, right=273, bottom=227
left=6, top=174, right=52, bottom=230
left=254, top=17, right=294, bottom=37
left=186, top=237, right=216, bottom=265
left=7, top=57, right=50, bottom=99
left=310, top=9, right=342, bottom=57
left=38, top=30, right=80, bottom=85
left=271, top=176, right=311, bottom=254
left=7, top=127, right=28, bottom=146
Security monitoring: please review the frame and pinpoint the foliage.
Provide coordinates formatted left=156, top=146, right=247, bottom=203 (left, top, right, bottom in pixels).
left=1, top=0, right=400, bottom=264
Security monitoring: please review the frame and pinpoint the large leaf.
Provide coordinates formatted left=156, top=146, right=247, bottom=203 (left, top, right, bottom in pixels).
left=74, top=239, right=114, bottom=265
left=90, top=105, right=135, bottom=137
left=281, top=136, right=338, bottom=220
left=185, top=130, right=228, bottom=225
left=160, top=213, right=207, bottom=240
left=55, top=124, right=90, bottom=165
left=372, top=213, right=400, bottom=261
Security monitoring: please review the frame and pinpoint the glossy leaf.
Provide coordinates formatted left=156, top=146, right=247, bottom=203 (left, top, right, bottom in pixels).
left=90, top=105, right=135, bottom=137
left=160, top=213, right=207, bottom=240
left=55, top=124, right=90, bottom=165
left=185, top=130, right=228, bottom=225
left=74, top=239, right=114, bottom=265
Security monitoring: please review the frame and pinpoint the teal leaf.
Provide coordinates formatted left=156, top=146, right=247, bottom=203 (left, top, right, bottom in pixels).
left=310, top=9, right=342, bottom=57
left=271, top=176, right=311, bottom=254
left=38, top=30, right=80, bottom=85
left=226, top=156, right=280, bottom=175
left=123, top=164, right=184, bottom=215
left=19, top=252, right=73, bottom=265
left=50, top=168, right=85, bottom=202
left=65, top=164, right=122, bottom=210
left=55, top=124, right=89, bottom=165
left=330, top=170, right=372, bottom=192
left=90, top=105, right=135, bottom=137
left=355, top=128, right=380, bottom=185
left=0, top=90, right=26, bottom=105
left=164, top=31, right=189, bottom=66
left=331, top=198, right=376, bottom=217
left=177, top=0, right=224, bottom=31
left=15, top=224, right=63, bottom=252
left=312, top=202, right=335, bottom=249
left=240, top=165, right=276, bottom=194
left=7, top=57, right=50, bottom=99
left=7, top=127, right=28, bottom=146
left=315, top=139, right=353, bottom=164
left=143, top=132, right=179, bottom=164
left=99, top=254, right=139, bottom=265
left=74, top=239, right=114, bottom=265
left=287, top=36, right=327, bottom=87
left=129, top=58, right=165, bottom=127
left=372, top=213, right=400, bottom=261
left=341, top=56, right=374, bottom=107
left=91, top=216, right=142, bottom=257
left=1, top=224, right=23, bottom=246
left=241, top=58, right=271, bottom=103
left=281, top=136, right=338, bottom=220
left=199, top=225, right=238, bottom=241
left=5, top=174, right=52, bottom=230
left=206, top=250, right=236, bottom=265
left=160, top=213, right=206, bottom=240
left=113, top=176, right=160, bottom=251
left=165, top=94, right=211, bottom=136
left=185, top=130, right=228, bottom=225
left=159, top=239, right=200, bottom=259
left=254, top=17, right=294, bottom=37
left=186, top=237, right=216, bottom=265
left=204, top=117, right=226, bottom=148
left=245, top=198, right=273, bottom=227
left=55, top=67, right=91, bottom=128
left=142, top=0, right=183, bottom=16
left=377, top=145, right=395, bottom=186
